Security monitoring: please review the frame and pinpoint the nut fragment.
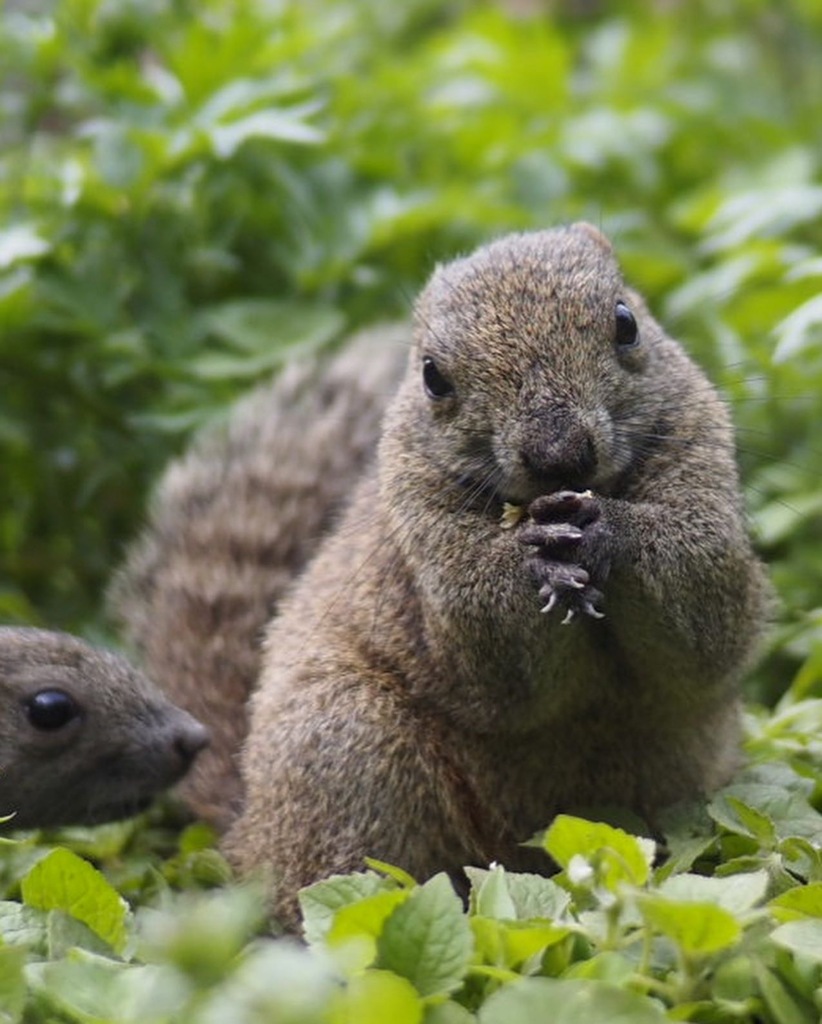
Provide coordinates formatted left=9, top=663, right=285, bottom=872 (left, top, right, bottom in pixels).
left=500, top=502, right=526, bottom=529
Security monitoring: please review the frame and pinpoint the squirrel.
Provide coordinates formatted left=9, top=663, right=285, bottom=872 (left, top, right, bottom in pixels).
left=110, top=327, right=408, bottom=829
left=0, top=626, right=208, bottom=830
left=216, top=223, right=770, bottom=927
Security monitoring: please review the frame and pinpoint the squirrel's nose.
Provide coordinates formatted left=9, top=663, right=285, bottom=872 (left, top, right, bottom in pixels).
left=172, top=717, right=210, bottom=765
left=520, top=428, right=597, bottom=490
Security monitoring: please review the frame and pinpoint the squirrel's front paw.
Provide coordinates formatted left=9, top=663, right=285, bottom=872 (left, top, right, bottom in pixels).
left=518, top=490, right=610, bottom=623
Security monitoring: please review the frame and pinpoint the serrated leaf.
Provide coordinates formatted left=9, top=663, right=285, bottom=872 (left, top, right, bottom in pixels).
left=659, top=870, right=768, bottom=915
left=543, top=815, right=654, bottom=890
left=376, top=873, right=473, bottom=998
left=300, top=871, right=392, bottom=945
left=21, top=849, right=130, bottom=955
left=709, top=782, right=822, bottom=845
left=638, top=894, right=742, bottom=956
left=465, top=867, right=570, bottom=921
left=478, top=977, right=669, bottom=1023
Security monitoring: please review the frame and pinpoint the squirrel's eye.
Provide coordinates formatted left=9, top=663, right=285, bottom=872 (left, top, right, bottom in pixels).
left=423, top=357, right=455, bottom=399
left=24, top=689, right=81, bottom=731
left=614, top=301, right=639, bottom=349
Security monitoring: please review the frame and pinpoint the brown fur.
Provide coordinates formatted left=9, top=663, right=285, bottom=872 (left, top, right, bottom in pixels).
left=224, top=225, right=769, bottom=927
left=0, top=626, right=207, bottom=829
left=110, top=328, right=407, bottom=828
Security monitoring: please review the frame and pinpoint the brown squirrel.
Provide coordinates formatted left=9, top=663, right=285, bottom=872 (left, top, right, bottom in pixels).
left=110, top=328, right=407, bottom=828
left=0, top=626, right=208, bottom=830
left=215, top=224, right=769, bottom=926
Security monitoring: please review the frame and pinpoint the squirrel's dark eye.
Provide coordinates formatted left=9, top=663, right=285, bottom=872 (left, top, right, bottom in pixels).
left=24, top=689, right=81, bottom=731
left=423, top=356, right=455, bottom=399
left=614, top=301, right=639, bottom=349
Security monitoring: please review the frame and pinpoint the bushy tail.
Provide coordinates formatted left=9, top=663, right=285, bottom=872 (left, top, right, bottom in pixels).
left=110, top=326, right=407, bottom=827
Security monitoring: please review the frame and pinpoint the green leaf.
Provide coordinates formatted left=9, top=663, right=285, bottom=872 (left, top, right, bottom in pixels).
left=473, top=865, right=517, bottom=920
left=0, top=902, right=48, bottom=954
left=773, top=292, right=822, bottom=362
left=364, top=858, right=418, bottom=889
left=20, top=848, right=130, bottom=955
left=543, top=815, right=655, bottom=890
left=376, top=873, right=474, bottom=998
left=638, top=894, right=742, bottom=956
left=424, top=1002, right=476, bottom=1024
left=47, top=910, right=117, bottom=959
left=0, top=945, right=26, bottom=1023
left=328, top=890, right=411, bottom=970
left=770, top=920, right=822, bottom=963
left=26, top=954, right=132, bottom=1023
left=478, top=977, right=669, bottom=1023
left=654, top=801, right=717, bottom=879
left=466, top=867, right=569, bottom=921
left=659, top=870, right=769, bottom=915
left=209, top=106, right=325, bottom=158
left=138, top=886, right=264, bottom=985
left=563, top=952, right=635, bottom=984
left=199, top=300, right=343, bottom=354
left=726, top=798, right=778, bottom=846
left=333, top=969, right=423, bottom=1024
left=0, top=225, right=50, bottom=269
left=709, top=778, right=822, bottom=846
left=711, top=954, right=758, bottom=1003
left=471, top=915, right=571, bottom=970
left=754, top=962, right=818, bottom=1024
left=300, top=871, right=393, bottom=945
left=770, top=882, right=822, bottom=922
left=499, top=919, right=572, bottom=965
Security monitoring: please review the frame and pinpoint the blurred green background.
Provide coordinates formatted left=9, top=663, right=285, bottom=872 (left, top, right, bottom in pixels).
left=1, top=0, right=820, bottom=701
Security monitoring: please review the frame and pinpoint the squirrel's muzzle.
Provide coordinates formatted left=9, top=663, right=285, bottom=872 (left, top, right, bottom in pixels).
left=519, top=406, right=598, bottom=492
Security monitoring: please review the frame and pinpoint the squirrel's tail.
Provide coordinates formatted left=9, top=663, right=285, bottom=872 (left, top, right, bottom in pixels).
left=109, top=326, right=407, bottom=828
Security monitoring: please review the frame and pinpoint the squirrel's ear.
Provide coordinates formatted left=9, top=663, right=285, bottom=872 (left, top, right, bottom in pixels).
left=570, top=222, right=614, bottom=253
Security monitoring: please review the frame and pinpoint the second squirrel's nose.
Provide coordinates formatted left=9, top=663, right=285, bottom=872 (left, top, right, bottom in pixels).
left=173, top=717, right=210, bottom=765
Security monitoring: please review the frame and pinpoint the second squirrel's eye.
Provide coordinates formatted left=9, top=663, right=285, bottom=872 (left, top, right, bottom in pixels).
left=423, top=357, right=455, bottom=399
left=24, top=689, right=81, bottom=731
left=614, top=301, right=639, bottom=349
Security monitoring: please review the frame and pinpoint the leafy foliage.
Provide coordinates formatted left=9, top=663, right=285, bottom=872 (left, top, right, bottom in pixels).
left=2, top=0, right=822, bottom=1019
left=4, top=701, right=822, bottom=1023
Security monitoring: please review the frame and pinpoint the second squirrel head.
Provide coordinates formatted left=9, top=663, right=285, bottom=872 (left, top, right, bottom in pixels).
left=393, top=223, right=673, bottom=507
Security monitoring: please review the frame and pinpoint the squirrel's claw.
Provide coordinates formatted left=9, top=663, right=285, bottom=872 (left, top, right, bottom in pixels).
left=581, top=599, right=605, bottom=620
left=537, top=578, right=605, bottom=622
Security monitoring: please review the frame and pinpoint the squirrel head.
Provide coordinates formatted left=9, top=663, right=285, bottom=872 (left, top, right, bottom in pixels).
left=383, top=223, right=673, bottom=508
left=0, top=627, right=208, bottom=829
